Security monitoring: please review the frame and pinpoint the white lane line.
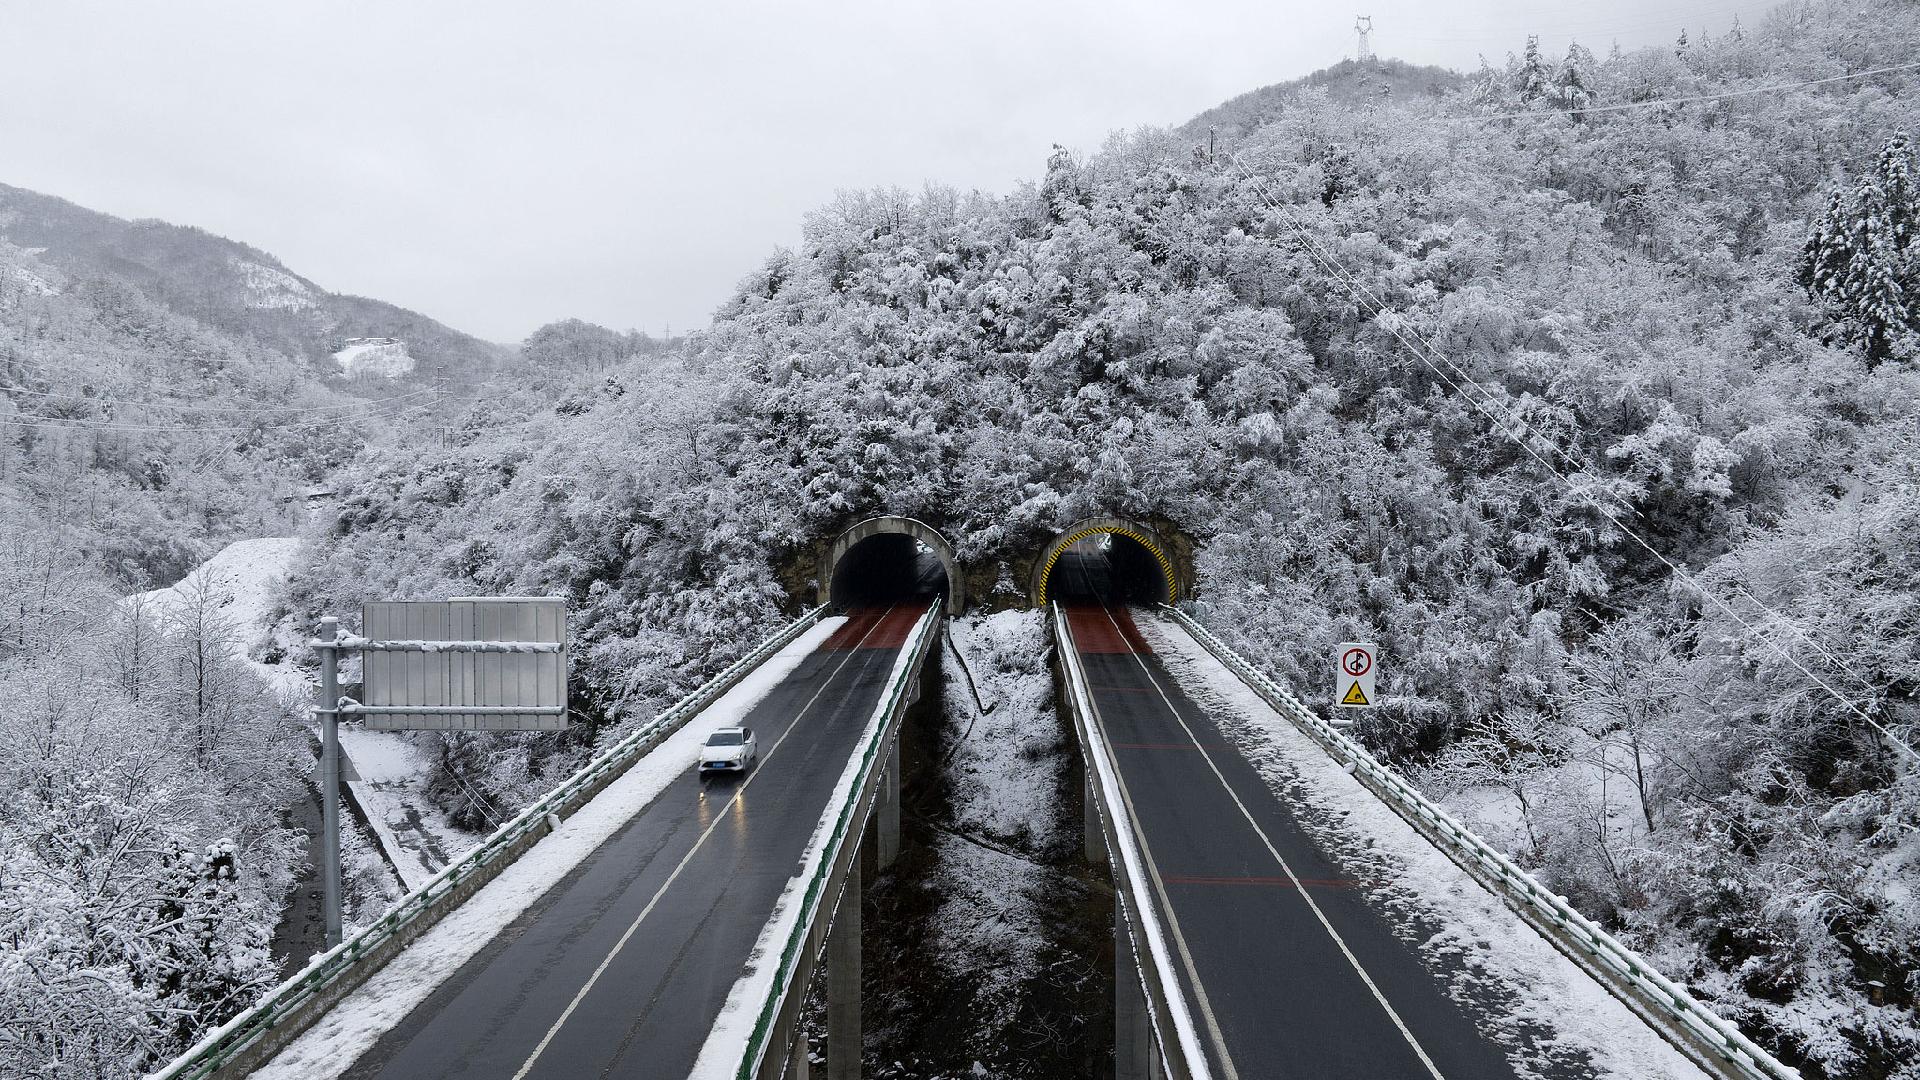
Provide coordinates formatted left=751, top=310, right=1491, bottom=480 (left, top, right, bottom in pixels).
left=1060, top=552, right=1242, bottom=1080
left=509, top=610, right=898, bottom=1080
left=1093, top=600, right=1447, bottom=1080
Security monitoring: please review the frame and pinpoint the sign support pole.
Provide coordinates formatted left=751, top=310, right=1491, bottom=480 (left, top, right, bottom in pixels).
left=317, top=616, right=343, bottom=950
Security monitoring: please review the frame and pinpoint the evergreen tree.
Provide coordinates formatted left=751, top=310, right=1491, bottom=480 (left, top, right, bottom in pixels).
left=1556, top=42, right=1595, bottom=113
left=1515, top=35, right=1553, bottom=105
left=1799, top=132, right=1918, bottom=365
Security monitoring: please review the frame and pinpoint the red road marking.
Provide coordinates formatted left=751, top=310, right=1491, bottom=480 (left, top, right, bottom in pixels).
left=1065, top=605, right=1154, bottom=654
left=1162, top=874, right=1377, bottom=889
left=822, top=606, right=920, bottom=650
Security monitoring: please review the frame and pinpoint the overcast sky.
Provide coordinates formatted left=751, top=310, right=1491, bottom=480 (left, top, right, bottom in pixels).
left=1, top=0, right=1773, bottom=344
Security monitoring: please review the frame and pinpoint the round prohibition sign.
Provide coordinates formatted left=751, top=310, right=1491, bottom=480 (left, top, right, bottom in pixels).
left=1341, top=647, right=1373, bottom=677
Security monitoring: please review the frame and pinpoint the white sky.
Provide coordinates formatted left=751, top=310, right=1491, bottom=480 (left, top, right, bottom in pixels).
left=0, top=0, right=1773, bottom=343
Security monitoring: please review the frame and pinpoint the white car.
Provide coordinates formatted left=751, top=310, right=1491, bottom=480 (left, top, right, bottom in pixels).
left=698, top=727, right=758, bottom=775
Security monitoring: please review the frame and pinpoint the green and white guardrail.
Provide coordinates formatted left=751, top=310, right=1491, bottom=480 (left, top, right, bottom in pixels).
left=150, top=605, right=828, bottom=1080
left=1157, top=605, right=1801, bottom=1080
left=735, top=602, right=942, bottom=1080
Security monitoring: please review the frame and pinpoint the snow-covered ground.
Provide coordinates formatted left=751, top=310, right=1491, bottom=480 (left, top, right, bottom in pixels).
left=130, top=536, right=310, bottom=702
left=336, top=728, right=481, bottom=892
left=332, top=337, right=416, bottom=378
left=129, top=537, right=405, bottom=950
left=925, top=609, right=1073, bottom=1028
left=942, top=612, right=1066, bottom=854
left=1138, top=612, right=1711, bottom=1080
left=131, top=536, right=484, bottom=887
left=254, top=615, right=849, bottom=1080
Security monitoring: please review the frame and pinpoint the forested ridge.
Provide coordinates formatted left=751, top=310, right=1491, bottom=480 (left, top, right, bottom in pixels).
left=297, top=2, right=1920, bottom=1073
left=4, top=0, right=1919, bottom=1075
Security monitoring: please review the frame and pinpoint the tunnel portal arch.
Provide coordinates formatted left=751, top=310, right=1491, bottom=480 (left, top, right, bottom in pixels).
left=819, top=516, right=965, bottom=614
left=1031, top=516, right=1183, bottom=607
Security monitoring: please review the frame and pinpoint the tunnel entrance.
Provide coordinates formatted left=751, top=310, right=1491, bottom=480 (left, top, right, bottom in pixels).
left=829, top=534, right=948, bottom=608
left=1035, top=522, right=1178, bottom=608
left=819, top=516, right=964, bottom=613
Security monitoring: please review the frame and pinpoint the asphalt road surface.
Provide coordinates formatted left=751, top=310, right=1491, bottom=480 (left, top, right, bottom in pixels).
left=1056, top=546, right=1535, bottom=1080
left=339, top=605, right=924, bottom=1080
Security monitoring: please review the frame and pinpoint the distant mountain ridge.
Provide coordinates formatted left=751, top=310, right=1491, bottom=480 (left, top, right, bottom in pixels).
left=1182, top=57, right=1464, bottom=140
left=0, top=183, right=513, bottom=389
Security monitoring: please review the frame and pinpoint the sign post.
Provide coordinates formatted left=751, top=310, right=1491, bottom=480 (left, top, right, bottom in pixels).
left=316, top=616, right=344, bottom=950
left=1335, top=642, right=1377, bottom=710
left=309, top=597, right=568, bottom=948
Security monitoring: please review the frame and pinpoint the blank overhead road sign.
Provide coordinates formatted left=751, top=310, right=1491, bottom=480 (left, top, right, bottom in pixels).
left=310, top=596, right=570, bottom=949
left=359, top=597, right=569, bottom=730
left=1336, top=642, right=1377, bottom=708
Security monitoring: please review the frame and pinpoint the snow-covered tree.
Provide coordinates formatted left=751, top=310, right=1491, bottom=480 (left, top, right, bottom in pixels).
left=1800, top=132, right=1918, bottom=366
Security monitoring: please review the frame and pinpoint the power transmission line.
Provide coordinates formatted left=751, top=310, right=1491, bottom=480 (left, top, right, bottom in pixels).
left=1225, top=157, right=1920, bottom=766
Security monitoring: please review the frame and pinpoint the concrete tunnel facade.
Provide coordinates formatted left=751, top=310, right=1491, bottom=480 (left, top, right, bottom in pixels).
left=803, top=513, right=1194, bottom=614
left=817, top=516, right=965, bottom=614
left=1029, top=516, right=1190, bottom=608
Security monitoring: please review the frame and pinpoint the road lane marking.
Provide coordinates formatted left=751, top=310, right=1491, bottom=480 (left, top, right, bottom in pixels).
left=508, top=610, right=897, bottom=1080
left=1087, top=600, right=1448, bottom=1080
left=1061, top=556, right=1242, bottom=1080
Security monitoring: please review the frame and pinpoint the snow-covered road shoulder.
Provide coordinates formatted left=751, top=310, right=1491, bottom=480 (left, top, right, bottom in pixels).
left=1136, top=612, right=1712, bottom=1080
left=251, top=615, right=848, bottom=1080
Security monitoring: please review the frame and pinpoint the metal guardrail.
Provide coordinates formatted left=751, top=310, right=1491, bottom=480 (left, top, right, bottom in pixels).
left=1054, top=604, right=1208, bottom=1080
left=1157, top=605, right=1802, bottom=1080
left=735, top=602, right=942, bottom=1080
left=150, top=606, right=829, bottom=1080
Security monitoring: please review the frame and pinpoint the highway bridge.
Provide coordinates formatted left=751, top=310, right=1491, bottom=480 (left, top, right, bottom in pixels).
left=154, top=516, right=1796, bottom=1080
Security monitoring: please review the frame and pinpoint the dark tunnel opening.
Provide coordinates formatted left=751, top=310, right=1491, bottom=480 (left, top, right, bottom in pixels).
left=1046, top=533, right=1172, bottom=607
left=828, top=533, right=950, bottom=610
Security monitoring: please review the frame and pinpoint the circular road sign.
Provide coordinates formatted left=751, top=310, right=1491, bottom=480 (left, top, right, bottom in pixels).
left=1341, top=647, right=1373, bottom=677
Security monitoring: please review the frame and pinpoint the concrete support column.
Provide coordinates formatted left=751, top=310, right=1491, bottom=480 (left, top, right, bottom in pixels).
left=786, top=1029, right=810, bottom=1080
left=828, top=868, right=861, bottom=1080
left=877, top=738, right=901, bottom=870
left=1085, top=772, right=1107, bottom=864
left=1116, top=916, right=1152, bottom=1080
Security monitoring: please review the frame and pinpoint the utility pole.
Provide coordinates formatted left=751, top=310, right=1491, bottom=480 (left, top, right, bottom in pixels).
left=1355, top=15, right=1374, bottom=63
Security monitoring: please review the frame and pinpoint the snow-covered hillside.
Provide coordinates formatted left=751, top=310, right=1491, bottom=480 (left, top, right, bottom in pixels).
left=131, top=536, right=309, bottom=701
left=332, top=336, right=417, bottom=378
left=233, top=257, right=318, bottom=311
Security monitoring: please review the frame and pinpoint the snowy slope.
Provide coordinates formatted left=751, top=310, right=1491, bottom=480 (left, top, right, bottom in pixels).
left=336, top=728, right=480, bottom=892
left=130, top=536, right=309, bottom=701
left=234, top=257, right=319, bottom=311
left=332, top=337, right=416, bottom=378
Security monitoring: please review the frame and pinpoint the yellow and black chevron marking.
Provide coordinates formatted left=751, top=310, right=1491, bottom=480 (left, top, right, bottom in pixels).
left=1036, top=525, right=1177, bottom=606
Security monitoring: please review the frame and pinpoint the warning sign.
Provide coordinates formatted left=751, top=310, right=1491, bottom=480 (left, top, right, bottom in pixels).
left=1336, top=642, right=1377, bottom=708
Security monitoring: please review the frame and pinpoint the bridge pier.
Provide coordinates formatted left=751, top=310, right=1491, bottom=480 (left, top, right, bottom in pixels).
left=1116, top=916, right=1155, bottom=1080
left=786, top=1030, right=810, bottom=1080
left=828, top=865, right=862, bottom=1080
left=877, top=738, right=900, bottom=870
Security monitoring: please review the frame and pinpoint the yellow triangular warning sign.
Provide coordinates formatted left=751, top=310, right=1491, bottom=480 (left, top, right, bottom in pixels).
left=1341, top=681, right=1370, bottom=706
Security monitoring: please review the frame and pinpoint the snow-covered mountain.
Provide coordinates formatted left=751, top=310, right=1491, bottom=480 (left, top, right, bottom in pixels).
left=0, top=183, right=513, bottom=388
